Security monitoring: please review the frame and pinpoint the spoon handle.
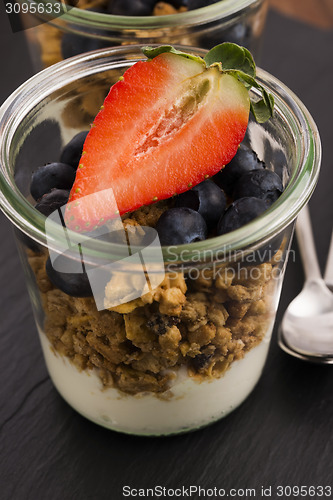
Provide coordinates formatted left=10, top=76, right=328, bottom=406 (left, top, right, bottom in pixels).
left=296, top=205, right=322, bottom=281
left=324, top=230, right=333, bottom=288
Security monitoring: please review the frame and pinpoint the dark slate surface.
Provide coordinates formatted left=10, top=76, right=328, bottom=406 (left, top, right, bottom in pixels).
left=0, top=5, right=332, bottom=500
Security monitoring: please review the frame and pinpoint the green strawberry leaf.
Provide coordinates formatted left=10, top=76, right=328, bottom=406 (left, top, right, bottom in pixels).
left=225, top=69, right=274, bottom=123
left=142, top=45, right=204, bottom=65
left=250, top=91, right=275, bottom=123
left=204, top=42, right=256, bottom=78
left=242, top=47, right=257, bottom=78
left=203, top=44, right=273, bottom=122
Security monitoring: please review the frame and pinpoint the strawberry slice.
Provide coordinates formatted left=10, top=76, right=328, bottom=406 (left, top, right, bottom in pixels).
left=66, top=45, right=272, bottom=231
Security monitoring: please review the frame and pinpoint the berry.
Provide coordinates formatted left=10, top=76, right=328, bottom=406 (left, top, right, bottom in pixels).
left=45, top=257, right=93, bottom=297
left=60, top=131, right=89, bottom=169
left=218, top=196, right=283, bottom=264
left=30, top=163, right=76, bottom=200
left=67, top=49, right=250, bottom=229
left=217, top=197, right=268, bottom=235
left=61, top=32, right=110, bottom=60
left=156, top=207, right=208, bottom=245
left=197, top=21, right=250, bottom=51
left=108, top=0, right=156, bottom=15
left=175, top=179, right=226, bottom=229
left=16, top=190, right=70, bottom=252
left=167, top=0, right=188, bottom=8
left=188, top=0, right=218, bottom=9
left=35, top=189, right=70, bottom=217
left=233, top=169, right=283, bottom=204
left=213, top=143, right=265, bottom=195
left=221, top=23, right=249, bottom=46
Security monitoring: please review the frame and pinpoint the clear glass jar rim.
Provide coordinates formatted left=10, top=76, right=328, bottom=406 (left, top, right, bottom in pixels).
left=26, top=0, right=263, bottom=30
left=0, top=45, right=321, bottom=263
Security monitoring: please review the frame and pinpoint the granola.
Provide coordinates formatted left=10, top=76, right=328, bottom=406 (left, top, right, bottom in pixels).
left=28, top=201, right=280, bottom=395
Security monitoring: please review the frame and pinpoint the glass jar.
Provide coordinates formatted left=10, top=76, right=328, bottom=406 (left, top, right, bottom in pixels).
left=0, top=46, right=321, bottom=435
left=21, top=0, right=268, bottom=71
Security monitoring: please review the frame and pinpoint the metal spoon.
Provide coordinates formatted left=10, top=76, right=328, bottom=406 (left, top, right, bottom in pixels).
left=324, top=230, right=333, bottom=292
left=278, top=205, right=333, bottom=363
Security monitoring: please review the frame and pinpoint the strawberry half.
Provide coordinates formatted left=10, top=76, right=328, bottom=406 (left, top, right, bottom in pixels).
left=66, top=44, right=273, bottom=231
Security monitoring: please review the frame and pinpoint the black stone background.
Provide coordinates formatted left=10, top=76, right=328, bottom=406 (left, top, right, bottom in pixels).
left=0, top=4, right=332, bottom=499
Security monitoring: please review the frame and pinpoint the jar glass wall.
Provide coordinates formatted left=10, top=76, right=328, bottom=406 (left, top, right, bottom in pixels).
left=0, top=46, right=321, bottom=435
left=21, top=0, right=268, bottom=71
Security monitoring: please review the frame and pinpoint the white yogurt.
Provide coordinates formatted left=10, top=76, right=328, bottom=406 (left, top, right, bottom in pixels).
left=39, top=327, right=272, bottom=435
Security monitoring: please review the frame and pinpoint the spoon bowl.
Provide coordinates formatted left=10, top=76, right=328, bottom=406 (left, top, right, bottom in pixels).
left=278, top=207, right=333, bottom=363
left=279, top=279, right=333, bottom=361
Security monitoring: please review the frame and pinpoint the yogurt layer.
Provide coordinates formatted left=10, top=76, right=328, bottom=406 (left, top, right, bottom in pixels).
left=39, top=325, right=273, bottom=436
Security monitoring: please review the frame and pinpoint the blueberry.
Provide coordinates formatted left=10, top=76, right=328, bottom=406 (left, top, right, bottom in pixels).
left=15, top=190, right=70, bottom=252
left=175, top=180, right=226, bottom=229
left=46, top=257, right=93, bottom=297
left=218, top=197, right=284, bottom=264
left=213, top=144, right=265, bottom=195
left=30, top=163, right=76, bottom=200
left=35, top=189, right=70, bottom=217
left=60, top=131, right=89, bottom=169
left=61, top=32, right=111, bottom=59
left=167, top=0, right=188, bottom=7
left=108, top=0, right=156, bottom=15
left=233, top=169, right=283, bottom=205
left=198, top=19, right=252, bottom=50
left=221, top=23, right=249, bottom=45
left=188, top=0, right=218, bottom=9
left=156, top=207, right=207, bottom=245
left=217, top=197, right=268, bottom=235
